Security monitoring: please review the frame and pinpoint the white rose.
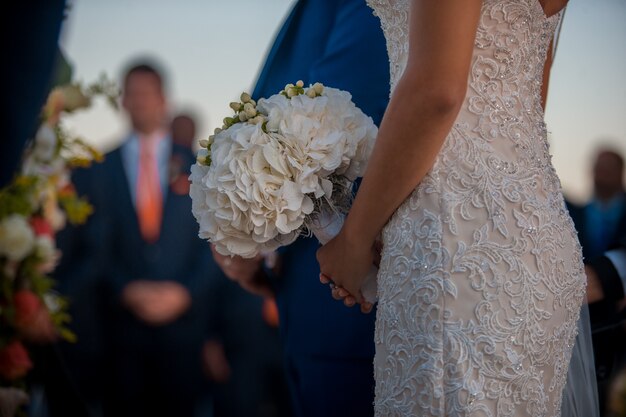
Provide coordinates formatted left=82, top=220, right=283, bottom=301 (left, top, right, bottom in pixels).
left=0, top=215, right=36, bottom=261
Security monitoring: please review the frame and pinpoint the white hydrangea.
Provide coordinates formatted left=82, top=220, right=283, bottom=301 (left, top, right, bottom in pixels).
left=0, top=215, right=36, bottom=262
left=190, top=84, right=377, bottom=258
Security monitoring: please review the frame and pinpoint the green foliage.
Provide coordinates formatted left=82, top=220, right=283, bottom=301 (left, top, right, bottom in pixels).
left=0, top=178, right=38, bottom=220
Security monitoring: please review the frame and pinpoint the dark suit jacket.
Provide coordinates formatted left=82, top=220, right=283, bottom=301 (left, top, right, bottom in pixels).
left=569, top=200, right=626, bottom=413
left=1, top=1, right=65, bottom=186
left=567, top=192, right=626, bottom=261
left=252, top=0, right=389, bottom=359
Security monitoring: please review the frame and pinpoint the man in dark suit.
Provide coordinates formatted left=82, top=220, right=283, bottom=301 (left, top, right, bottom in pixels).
left=568, top=149, right=626, bottom=413
left=212, top=1, right=390, bottom=416
left=60, top=62, right=216, bottom=417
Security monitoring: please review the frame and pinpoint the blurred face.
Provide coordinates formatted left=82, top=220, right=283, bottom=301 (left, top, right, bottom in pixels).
left=122, top=72, right=166, bottom=133
left=171, top=116, right=196, bottom=147
left=593, top=151, right=624, bottom=200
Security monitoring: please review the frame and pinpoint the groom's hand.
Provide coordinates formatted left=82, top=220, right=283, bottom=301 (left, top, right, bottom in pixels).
left=211, top=245, right=274, bottom=298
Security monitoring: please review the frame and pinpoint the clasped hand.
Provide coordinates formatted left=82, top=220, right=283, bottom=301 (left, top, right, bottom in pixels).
left=316, top=231, right=380, bottom=314
left=123, top=280, right=191, bottom=326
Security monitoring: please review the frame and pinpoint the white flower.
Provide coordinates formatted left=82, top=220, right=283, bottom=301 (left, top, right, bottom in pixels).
left=190, top=124, right=314, bottom=257
left=22, top=125, right=67, bottom=179
left=35, top=235, right=59, bottom=273
left=33, top=125, right=57, bottom=161
left=43, top=293, right=62, bottom=314
left=0, top=215, right=36, bottom=262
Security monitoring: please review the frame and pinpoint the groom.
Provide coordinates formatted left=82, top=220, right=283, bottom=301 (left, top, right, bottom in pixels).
left=213, top=0, right=389, bottom=416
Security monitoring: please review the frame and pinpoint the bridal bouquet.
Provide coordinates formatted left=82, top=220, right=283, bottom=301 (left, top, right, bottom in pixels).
left=190, top=81, right=378, bottom=300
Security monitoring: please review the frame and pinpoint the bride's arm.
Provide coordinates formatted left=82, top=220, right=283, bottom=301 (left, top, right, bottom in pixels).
left=317, top=0, right=483, bottom=304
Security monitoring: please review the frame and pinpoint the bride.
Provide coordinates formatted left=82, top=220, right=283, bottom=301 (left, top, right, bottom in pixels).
left=317, top=0, right=598, bottom=415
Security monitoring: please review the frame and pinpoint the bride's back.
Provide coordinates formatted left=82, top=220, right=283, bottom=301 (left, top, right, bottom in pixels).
left=368, top=1, right=594, bottom=416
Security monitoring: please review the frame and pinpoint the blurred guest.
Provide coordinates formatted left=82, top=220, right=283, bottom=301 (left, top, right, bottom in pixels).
left=171, top=114, right=197, bottom=149
left=212, top=1, right=389, bottom=416
left=569, top=149, right=626, bottom=260
left=57, top=61, right=219, bottom=417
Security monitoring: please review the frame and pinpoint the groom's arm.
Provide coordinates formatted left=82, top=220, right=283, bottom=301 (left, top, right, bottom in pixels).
left=307, top=0, right=390, bottom=125
left=210, top=246, right=275, bottom=299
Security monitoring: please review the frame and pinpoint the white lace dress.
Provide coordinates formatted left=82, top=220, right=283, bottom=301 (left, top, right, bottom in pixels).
left=367, top=1, right=587, bottom=416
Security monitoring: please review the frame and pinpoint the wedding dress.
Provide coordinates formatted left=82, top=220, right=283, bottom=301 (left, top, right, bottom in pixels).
left=366, top=1, right=598, bottom=415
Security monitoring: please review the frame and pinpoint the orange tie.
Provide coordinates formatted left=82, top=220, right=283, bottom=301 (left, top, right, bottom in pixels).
left=136, top=135, right=163, bottom=243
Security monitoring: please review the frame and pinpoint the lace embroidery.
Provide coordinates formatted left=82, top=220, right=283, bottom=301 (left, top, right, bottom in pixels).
left=366, top=0, right=585, bottom=416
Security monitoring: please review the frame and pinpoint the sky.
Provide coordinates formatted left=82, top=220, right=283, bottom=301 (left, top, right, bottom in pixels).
left=60, top=0, right=625, bottom=203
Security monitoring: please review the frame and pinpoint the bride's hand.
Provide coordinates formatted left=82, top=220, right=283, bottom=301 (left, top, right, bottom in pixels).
left=316, top=231, right=375, bottom=314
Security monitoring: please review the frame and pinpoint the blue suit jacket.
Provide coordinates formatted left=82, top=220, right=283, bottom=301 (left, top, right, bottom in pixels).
left=253, top=0, right=389, bottom=359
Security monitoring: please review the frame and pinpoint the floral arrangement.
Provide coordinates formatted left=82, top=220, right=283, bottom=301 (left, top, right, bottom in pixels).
left=190, top=81, right=379, bottom=301
left=0, top=76, right=116, bottom=411
left=190, top=81, right=376, bottom=256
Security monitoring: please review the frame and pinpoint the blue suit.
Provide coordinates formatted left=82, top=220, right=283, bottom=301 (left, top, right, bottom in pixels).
left=252, top=1, right=389, bottom=416
left=56, top=142, right=217, bottom=417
